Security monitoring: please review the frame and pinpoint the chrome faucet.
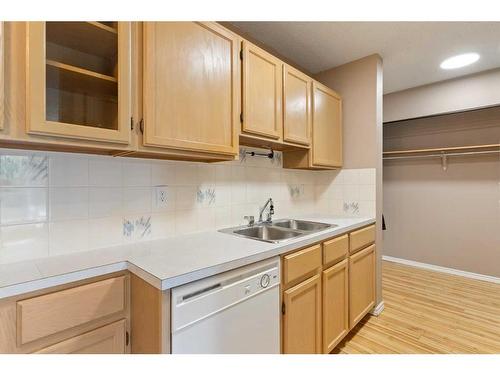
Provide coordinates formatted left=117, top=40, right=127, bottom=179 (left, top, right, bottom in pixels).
left=258, top=198, right=274, bottom=223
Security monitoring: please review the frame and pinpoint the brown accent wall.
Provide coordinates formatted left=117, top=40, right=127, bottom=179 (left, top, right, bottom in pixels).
left=383, top=108, right=500, bottom=277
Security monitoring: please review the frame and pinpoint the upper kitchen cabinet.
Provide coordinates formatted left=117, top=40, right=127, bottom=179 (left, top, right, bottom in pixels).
left=241, top=41, right=283, bottom=142
left=283, top=81, right=342, bottom=169
left=312, top=81, right=342, bottom=167
left=283, top=64, right=311, bottom=146
left=26, top=22, right=132, bottom=144
left=141, top=22, right=239, bottom=159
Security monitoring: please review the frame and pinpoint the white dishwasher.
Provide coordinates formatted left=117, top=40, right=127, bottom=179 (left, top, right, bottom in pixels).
left=171, top=257, right=280, bottom=354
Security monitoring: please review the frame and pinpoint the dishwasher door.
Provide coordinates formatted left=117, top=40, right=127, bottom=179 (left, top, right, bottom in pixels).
left=171, top=257, right=280, bottom=354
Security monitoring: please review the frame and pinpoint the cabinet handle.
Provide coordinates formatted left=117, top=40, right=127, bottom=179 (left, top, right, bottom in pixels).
left=139, top=119, right=144, bottom=134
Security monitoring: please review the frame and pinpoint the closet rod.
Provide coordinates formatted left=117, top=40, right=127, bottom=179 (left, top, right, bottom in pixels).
left=383, top=149, right=500, bottom=160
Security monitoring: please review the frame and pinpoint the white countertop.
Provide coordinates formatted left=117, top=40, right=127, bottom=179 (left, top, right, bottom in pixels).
left=0, top=216, right=375, bottom=299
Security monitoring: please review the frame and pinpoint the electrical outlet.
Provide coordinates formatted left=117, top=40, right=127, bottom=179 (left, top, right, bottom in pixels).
left=155, top=186, right=169, bottom=209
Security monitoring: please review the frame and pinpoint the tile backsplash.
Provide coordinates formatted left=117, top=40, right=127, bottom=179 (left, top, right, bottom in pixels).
left=0, top=147, right=376, bottom=264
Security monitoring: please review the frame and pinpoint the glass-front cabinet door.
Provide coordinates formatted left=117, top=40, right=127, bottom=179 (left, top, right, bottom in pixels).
left=26, top=22, right=131, bottom=144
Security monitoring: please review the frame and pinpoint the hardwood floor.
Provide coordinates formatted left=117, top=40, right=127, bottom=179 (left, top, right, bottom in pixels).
left=333, top=260, right=500, bottom=354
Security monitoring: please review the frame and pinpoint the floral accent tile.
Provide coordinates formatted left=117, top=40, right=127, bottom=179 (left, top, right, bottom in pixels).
left=123, top=215, right=152, bottom=241
left=288, top=184, right=304, bottom=199
left=197, top=187, right=216, bottom=206
left=0, top=154, right=48, bottom=186
left=343, top=202, right=360, bottom=215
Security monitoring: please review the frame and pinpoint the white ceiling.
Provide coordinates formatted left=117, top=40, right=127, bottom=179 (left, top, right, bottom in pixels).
left=231, top=22, right=500, bottom=93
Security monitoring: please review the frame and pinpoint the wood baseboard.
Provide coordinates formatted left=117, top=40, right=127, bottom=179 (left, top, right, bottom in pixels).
left=382, top=255, right=500, bottom=284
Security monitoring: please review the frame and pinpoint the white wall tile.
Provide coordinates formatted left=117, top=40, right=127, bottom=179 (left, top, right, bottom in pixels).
left=0, top=223, right=48, bottom=264
left=49, top=187, right=89, bottom=221
left=49, top=220, right=89, bottom=255
left=152, top=161, right=176, bottom=186
left=215, top=164, right=232, bottom=185
left=215, top=185, right=231, bottom=207
left=151, top=212, right=175, bottom=239
left=215, top=206, right=232, bottom=229
left=88, top=216, right=123, bottom=249
left=123, top=187, right=152, bottom=215
left=89, top=187, right=123, bottom=218
left=197, top=164, right=216, bottom=186
left=340, top=169, right=359, bottom=185
left=175, top=186, right=197, bottom=210
left=359, top=184, right=376, bottom=201
left=0, top=147, right=377, bottom=265
left=175, top=209, right=199, bottom=235
left=0, top=188, right=48, bottom=225
left=89, top=157, right=122, bottom=187
left=122, top=159, right=151, bottom=187
left=49, top=154, right=88, bottom=187
left=175, top=163, right=198, bottom=186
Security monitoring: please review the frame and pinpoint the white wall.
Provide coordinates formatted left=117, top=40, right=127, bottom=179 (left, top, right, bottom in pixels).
left=0, top=147, right=376, bottom=265
left=384, top=68, right=500, bottom=123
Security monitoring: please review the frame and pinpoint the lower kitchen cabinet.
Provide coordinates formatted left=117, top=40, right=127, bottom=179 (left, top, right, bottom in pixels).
left=35, top=320, right=126, bottom=354
left=282, top=274, right=322, bottom=354
left=322, top=258, right=349, bottom=353
left=0, top=272, right=130, bottom=354
left=349, top=244, right=376, bottom=328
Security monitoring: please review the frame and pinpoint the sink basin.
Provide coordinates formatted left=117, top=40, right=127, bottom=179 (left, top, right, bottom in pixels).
left=271, top=219, right=335, bottom=232
left=219, top=218, right=336, bottom=243
left=232, top=225, right=303, bottom=243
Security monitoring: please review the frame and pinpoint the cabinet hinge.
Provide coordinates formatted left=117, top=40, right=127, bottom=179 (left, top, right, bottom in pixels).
left=240, top=112, right=243, bottom=123
left=126, top=331, right=130, bottom=346
left=130, top=117, right=134, bottom=131
left=282, top=302, right=286, bottom=315
left=240, top=49, right=243, bottom=60
left=139, top=118, right=144, bottom=134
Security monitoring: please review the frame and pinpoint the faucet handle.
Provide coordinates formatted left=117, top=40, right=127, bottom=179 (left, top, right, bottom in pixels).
left=243, top=215, right=255, bottom=226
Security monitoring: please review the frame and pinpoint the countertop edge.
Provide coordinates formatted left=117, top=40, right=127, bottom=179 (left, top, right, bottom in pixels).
left=0, top=218, right=375, bottom=299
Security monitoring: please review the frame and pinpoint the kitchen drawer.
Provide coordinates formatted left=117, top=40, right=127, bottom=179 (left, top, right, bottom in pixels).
left=322, top=234, right=348, bottom=267
left=349, top=225, right=375, bottom=254
left=17, top=276, right=126, bottom=345
left=35, top=320, right=126, bottom=354
left=283, top=244, right=322, bottom=288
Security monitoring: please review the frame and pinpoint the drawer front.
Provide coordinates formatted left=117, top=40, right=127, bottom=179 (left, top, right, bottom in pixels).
left=349, top=225, right=375, bottom=254
left=323, top=234, right=348, bottom=267
left=35, top=320, right=126, bottom=354
left=283, top=244, right=322, bottom=288
left=17, top=276, right=126, bottom=345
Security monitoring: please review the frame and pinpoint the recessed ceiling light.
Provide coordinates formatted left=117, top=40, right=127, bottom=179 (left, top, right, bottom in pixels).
left=440, top=53, right=480, bottom=70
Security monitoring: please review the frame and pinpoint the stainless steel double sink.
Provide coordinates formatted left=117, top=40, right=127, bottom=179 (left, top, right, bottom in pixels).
left=219, top=219, right=336, bottom=243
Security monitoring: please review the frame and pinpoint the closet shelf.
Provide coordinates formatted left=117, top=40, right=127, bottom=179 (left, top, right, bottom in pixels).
left=46, top=59, right=118, bottom=97
left=46, top=22, right=118, bottom=60
left=383, top=143, right=500, bottom=156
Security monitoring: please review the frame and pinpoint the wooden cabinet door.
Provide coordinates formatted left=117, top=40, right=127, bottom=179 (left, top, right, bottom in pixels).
left=35, top=320, right=126, bottom=354
left=311, top=81, right=342, bottom=168
left=322, top=259, right=349, bottom=353
left=242, top=41, right=282, bottom=140
left=26, top=22, right=132, bottom=144
left=283, top=274, right=321, bottom=354
left=283, top=64, right=311, bottom=146
left=143, top=22, right=239, bottom=156
left=349, top=244, right=376, bottom=328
